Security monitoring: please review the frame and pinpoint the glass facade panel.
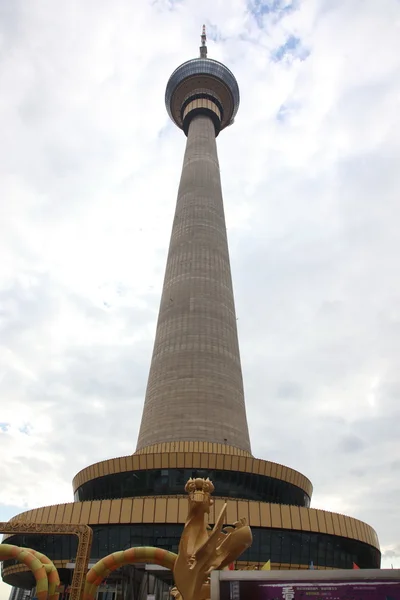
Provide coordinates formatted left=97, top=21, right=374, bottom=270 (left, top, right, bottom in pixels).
left=4, top=525, right=380, bottom=572
left=74, top=468, right=311, bottom=507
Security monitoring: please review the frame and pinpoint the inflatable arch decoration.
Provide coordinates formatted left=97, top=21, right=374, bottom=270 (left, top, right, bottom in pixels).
left=0, top=544, right=48, bottom=600
left=23, top=548, right=61, bottom=600
left=84, top=547, right=178, bottom=600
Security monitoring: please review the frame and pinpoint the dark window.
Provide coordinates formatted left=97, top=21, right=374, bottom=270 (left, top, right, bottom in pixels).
left=74, top=468, right=311, bottom=508
left=4, top=526, right=380, bottom=576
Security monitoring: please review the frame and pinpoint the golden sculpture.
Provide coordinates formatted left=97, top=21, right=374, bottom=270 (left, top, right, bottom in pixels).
left=172, top=477, right=252, bottom=600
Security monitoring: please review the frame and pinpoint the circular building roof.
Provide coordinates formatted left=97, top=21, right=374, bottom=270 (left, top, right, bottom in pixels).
left=165, top=58, right=240, bottom=131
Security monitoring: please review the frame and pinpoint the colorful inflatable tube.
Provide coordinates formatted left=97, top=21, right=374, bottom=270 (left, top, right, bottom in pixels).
left=0, top=544, right=48, bottom=600
left=84, top=547, right=177, bottom=600
left=23, top=548, right=61, bottom=600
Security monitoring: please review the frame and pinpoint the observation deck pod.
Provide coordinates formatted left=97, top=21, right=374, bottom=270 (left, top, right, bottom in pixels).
left=165, top=58, right=240, bottom=135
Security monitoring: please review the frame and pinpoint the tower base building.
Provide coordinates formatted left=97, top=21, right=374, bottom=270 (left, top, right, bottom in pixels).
left=2, top=27, right=380, bottom=597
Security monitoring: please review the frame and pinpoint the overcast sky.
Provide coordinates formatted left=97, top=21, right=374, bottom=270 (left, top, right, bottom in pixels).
left=1, top=0, right=400, bottom=596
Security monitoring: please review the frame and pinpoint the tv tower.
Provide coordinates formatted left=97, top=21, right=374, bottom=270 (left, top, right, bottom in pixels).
left=137, top=25, right=249, bottom=453
left=3, top=28, right=380, bottom=597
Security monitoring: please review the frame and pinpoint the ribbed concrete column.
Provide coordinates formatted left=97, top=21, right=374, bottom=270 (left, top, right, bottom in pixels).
left=136, top=115, right=251, bottom=454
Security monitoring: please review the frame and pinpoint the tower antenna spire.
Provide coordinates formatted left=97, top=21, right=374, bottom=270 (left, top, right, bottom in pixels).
left=200, top=24, right=207, bottom=58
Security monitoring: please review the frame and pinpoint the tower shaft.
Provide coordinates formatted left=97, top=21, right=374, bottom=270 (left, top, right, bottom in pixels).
left=136, top=115, right=251, bottom=453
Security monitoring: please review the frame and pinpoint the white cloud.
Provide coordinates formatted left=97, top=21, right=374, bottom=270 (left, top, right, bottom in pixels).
left=1, top=0, right=400, bottom=596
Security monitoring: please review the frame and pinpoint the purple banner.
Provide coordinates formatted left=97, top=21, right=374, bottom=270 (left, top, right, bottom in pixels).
left=219, top=579, right=400, bottom=599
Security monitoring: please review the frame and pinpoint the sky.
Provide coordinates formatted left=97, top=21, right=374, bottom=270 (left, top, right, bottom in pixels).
left=0, top=0, right=399, bottom=596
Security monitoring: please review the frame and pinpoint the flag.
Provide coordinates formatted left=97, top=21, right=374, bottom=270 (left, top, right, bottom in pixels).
left=309, top=561, right=315, bottom=570
left=353, top=562, right=360, bottom=569
left=261, top=560, right=271, bottom=570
